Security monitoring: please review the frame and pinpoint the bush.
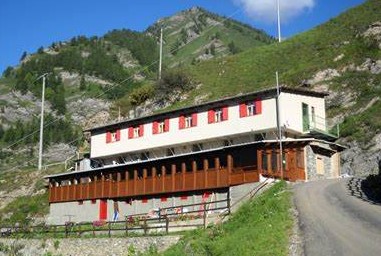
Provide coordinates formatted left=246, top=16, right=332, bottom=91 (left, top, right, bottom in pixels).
left=129, top=83, right=154, bottom=106
left=155, top=69, right=193, bottom=102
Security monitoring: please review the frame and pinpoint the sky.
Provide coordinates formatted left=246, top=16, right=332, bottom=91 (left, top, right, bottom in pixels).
left=0, top=0, right=365, bottom=74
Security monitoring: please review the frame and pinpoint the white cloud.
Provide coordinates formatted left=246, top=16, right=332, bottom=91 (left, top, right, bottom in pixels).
left=235, top=0, right=315, bottom=23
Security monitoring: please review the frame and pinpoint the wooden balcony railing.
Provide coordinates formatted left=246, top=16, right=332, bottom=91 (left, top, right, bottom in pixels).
left=49, top=166, right=259, bottom=203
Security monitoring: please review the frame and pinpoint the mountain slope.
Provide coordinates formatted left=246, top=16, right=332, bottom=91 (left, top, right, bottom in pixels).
left=182, top=0, right=381, bottom=174
left=146, top=7, right=274, bottom=68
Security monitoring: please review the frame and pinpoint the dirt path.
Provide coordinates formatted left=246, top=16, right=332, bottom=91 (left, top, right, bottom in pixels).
left=294, top=178, right=381, bottom=256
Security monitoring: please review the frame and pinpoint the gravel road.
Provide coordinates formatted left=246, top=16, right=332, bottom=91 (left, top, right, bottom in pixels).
left=294, top=178, right=381, bottom=256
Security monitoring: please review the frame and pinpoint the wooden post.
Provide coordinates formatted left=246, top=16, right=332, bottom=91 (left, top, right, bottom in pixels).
left=108, top=173, right=112, bottom=196
left=165, top=216, right=169, bottom=234
left=161, top=166, right=166, bottom=192
left=215, top=157, right=220, bottom=186
left=152, top=167, right=157, bottom=193
left=171, top=164, right=176, bottom=191
left=227, top=188, right=231, bottom=215
left=93, top=223, right=95, bottom=237
left=101, top=174, right=105, bottom=198
left=108, top=221, right=111, bottom=238
left=125, top=219, right=129, bottom=236
left=134, top=169, right=138, bottom=195
left=117, top=172, right=121, bottom=197
left=125, top=170, right=129, bottom=195
left=143, top=218, right=147, bottom=236
left=192, top=160, right=197, bottom=189
left=181, top=162, right=186, bottom=189
left=65, top=224, right=68, bottom=238
left=227, top=154, right=233, bottom=184
left=203, top=201, right=207, bottom=229
left=143, top=169, right=147, bottom=193
left=94, top=176, right=98, bottom=198
left=77, top=223, right=81, bottom=237
left=203, top=159, right=208, bottom=188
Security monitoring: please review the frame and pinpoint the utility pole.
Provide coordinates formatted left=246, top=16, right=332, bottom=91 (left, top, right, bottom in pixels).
left=38, top=74, right=47, bottom=171
left=277, top=0, right=282, bottom=43
left=158, top=27, right=163, bottom=80
left=275, top=71, right=283, bottom=179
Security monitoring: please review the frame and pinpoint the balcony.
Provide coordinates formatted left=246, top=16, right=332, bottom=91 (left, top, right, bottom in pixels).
left=303, top=115, right=339, bottom=141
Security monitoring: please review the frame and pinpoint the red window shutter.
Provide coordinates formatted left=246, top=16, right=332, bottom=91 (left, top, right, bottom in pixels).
left=164, top=119, right=170, bottom=132
left=106, top=132, right=111, bottom=143
left=116, top=129, right=121, bottom=141
left=222, top=107, right=229, bottom=121
left=255, top=99, right=262, bottom=114
left=208, top=110, right=215, bottom=123
left=180, top=196, right=188, bottom=200
left=179, top=115, right=185, bottom=129
left=139, top=124, right=144, bottom=137
left=152, top=121, right=158, bottom=134
left=239, top=103, right=247, bottom=118
left=142, top=198, right=148, bottom=203
left=192, top=113, right=198, bottom=127
left=160, top=197, right=167, bottom=202
left=128, top=127, right=134, bottom=139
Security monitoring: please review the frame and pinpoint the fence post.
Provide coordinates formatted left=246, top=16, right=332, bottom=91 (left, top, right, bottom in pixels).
left=203, top=201, right=207, bottom=229
left=165, top=216, right=169, bottom=234
left=125, top=219, right=128, bottom=236
left=65, top=224, right=68, bottom=238
left=92, top=223, right=95, bottom=237
left=143, top=218, right=147, bottom=236
left=108, top=221, right=111, bottom=238
left=77, top=223, right=81, bottom=237
left=227, top=188, right=231, bottom=215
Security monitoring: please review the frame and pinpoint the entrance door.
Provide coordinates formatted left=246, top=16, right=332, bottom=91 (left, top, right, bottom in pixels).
left=99, top=199, right=107, bottom=220
left=302, top=103, right=309, bottom=132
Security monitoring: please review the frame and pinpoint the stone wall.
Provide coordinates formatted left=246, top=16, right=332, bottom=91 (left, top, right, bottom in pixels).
left=0, top=236, right=180, bottom=256
left=306, top=145, right=338, bottom=181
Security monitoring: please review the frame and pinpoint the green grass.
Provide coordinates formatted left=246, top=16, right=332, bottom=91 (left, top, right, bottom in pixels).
left=161, top=181, right=292, bottom=256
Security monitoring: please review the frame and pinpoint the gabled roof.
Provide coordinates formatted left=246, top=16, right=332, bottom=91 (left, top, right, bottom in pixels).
left=86, top=86, right=328, bottom=133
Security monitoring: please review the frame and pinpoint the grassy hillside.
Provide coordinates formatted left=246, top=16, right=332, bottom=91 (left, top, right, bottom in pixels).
left=161, top=181, right=292, bottom=256
left=175, top=0, right=381, bottom=145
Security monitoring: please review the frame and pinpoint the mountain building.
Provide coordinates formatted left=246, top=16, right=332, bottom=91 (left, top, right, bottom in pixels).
left=45, top=87, right=344, bottom=224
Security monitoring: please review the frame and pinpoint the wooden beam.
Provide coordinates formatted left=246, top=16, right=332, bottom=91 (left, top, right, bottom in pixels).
left=215, top=157, right=220, bottom=186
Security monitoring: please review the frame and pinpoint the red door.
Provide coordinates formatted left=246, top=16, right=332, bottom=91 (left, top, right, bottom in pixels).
left=99, top=199, right=107, bottom=220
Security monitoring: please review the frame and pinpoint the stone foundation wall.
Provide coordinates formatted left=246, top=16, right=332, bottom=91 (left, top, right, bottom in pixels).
left=0, top=236, right=180, bottom=256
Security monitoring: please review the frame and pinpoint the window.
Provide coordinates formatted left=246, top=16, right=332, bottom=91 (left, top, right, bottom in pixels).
left=161, top=197, right=167, bottom=202
left=262, top=151, right=268, bottom=172
left=180, top=196, right=188, bottom=200
left=296, top=149, right=304, bottom=168
left=179, top=113, right=198, bottom=129
left=142, top=198, right=148, bottom=203
left=153, top=119, right=169, bottom=134
left=239, top=99, right=262, bottom=118
left=78, top=200, right=84, bottom=205
left=128, top=125, right=144, bottom=139
left=208, top=107, right=228, bottom=123
left=106, top=129, right=121, bottom=143
left=91, top=199, right=97, bottom=204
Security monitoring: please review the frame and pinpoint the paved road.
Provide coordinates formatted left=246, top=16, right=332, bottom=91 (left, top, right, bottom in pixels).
left=294, top=178, right=381, bottom=256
